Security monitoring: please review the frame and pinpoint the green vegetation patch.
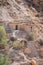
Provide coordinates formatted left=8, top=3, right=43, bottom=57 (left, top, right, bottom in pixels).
left=0, top=53, right=9, bottom=65
left=13, top=40, right=27, bottom=49
left=28, top=32, right=34, bottom=41
left=0, top=26, right=7, bottom=45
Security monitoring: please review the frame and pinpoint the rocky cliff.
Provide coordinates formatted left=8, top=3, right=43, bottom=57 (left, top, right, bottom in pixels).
left=0, top=1, right=43, bottom=65
left=0, top=0, right=43, bottom=21
left=0, top=0, right=43, bottom=39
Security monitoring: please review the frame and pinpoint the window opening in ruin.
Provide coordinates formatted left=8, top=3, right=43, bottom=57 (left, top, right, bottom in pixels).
left=15, top=25, right=18, bottom=30
left=31, top=26, right=32, bottom=32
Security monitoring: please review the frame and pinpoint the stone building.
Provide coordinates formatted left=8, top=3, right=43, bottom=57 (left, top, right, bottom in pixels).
left=7, top=19, right=33, bottom=32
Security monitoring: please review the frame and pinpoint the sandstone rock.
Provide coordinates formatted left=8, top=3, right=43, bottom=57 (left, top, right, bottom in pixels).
left=31, top=59, right=37, bottom=65
left=23, top=48, right=32, bottom=54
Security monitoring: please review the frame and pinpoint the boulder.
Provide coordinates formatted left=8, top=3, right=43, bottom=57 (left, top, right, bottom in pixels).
left=23, top=48, right=32, bottom=54
left=31, top=59, right=37, bottom=65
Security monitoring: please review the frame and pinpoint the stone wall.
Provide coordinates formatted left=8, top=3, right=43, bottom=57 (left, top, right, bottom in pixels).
left=8, top=21, right=42, bottom=40
left=8, top=22, right=32, bottom=31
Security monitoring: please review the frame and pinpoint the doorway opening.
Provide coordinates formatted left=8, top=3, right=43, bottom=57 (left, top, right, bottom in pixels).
left=15, top=25, right=18, bottom=30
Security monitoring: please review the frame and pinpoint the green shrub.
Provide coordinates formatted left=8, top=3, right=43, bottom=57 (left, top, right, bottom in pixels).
left=0, top=26, right=7, bottom=45
left=28, top=32, right=34, bottom=41
left=13, top=40, right=27, bottom=49
left=13, top=40, right=20, bottom=49
left=0, top=54, right=9, bottom=65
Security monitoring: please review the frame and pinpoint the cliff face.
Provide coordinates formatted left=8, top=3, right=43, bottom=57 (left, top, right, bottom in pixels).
left=0, top=0, right=43, bottom=21
left=0, top=0, right=43, bottom=39
left=0, top=0, right=43, bottom=22
left=23, top=0, right=43, bottom=11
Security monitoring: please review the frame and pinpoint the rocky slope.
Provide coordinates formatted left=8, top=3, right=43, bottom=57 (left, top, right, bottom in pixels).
left=0, top=0, right=43, bottom=21
left=0, top=0, right=43, bottom=39
left=0, top=0, right=43, bottom=65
